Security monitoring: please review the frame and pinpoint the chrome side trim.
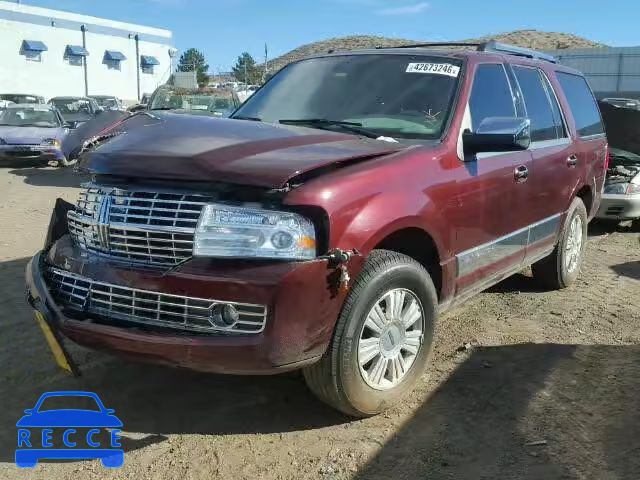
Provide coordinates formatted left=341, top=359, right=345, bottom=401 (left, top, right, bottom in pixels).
left=456, top=213, right=562, bottom=278
left=530, top=138, right=571, bottom=150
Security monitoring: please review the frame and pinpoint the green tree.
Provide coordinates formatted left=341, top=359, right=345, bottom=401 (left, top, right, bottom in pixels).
left=178, top=48, right=209, bottom=87
left=232, top=52, right=262, bottom=85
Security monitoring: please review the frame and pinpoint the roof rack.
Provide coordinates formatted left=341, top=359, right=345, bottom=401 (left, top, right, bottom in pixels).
left=480, top=41, right=557, bottom=63
left=375, top=40, right=557, bottom=63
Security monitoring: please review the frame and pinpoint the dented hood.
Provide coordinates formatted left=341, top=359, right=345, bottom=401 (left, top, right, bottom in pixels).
left=80, top=112, right=405, bottom=188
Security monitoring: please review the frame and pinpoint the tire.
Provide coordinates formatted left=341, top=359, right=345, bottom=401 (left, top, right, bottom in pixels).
left=303, top=250, right=437, bottom=417
left=532, top=197, right=588, bottom=290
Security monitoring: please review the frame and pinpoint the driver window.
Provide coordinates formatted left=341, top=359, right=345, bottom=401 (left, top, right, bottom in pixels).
left=469, top=64, right=516, bottom=131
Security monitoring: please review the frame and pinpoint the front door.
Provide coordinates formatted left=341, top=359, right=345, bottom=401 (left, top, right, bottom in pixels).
left=453, top=63, right=532, bottom=295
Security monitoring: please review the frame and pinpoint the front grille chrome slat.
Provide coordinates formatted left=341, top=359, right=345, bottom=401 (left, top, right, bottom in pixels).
left=46, top=268, right=267, bottom=334
left=67, top=184, right=216, bottom=265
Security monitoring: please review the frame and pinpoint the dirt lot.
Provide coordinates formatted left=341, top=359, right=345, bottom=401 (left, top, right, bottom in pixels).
left=0, top=166, right=639, bottom=480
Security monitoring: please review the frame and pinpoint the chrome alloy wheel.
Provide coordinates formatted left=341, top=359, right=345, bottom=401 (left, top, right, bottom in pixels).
left=565, top=215, right=584, bottom=273
left=357, top=288, right=424, bottom=390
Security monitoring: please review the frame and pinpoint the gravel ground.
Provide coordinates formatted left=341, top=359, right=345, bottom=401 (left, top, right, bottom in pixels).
left=0, top=166, right=639, bottom=480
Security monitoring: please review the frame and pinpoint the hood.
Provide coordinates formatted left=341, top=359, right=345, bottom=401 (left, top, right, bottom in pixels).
left=0, top=125, right=66, bottom=145
left=80, top=112, right=406, bottom=188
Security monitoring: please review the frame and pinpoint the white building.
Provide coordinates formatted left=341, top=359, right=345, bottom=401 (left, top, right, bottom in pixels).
left=0, top=1, right=174, bottom=102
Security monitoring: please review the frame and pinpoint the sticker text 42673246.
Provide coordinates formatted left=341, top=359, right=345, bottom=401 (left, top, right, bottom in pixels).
left=406, top=63, right=460, bottom=77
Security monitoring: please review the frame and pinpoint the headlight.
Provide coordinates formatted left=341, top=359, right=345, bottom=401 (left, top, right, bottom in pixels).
left=41, top=138, right=61, bottom=148
left=604, top=183, right=629, bottom=194
left=627, top=182, right=640, bottom=195
left=193, top=204, right=316, bottom=260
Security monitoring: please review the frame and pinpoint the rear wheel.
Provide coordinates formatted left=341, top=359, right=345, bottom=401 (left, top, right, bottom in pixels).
left=532, top=197, right=588, bottom=289
left=303, top=250, right=437, bottom=417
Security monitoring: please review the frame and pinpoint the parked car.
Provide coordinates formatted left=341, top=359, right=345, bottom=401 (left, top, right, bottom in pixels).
left=89, top=95, right=125, bottom=112
left=26, top=42, right=607, bottom=416
left=0, top=104, right=70, bottom=166
left=48, top=96, right=102, bottom=127
left=0, top=93, right=45, bottom=105
left=127, top=93, right=151, bottom=113
left=596, top=101, right=640, bottom=224
left=147, top=86, right=240, bottom=117
left=601, top=97, right=640, bottom=110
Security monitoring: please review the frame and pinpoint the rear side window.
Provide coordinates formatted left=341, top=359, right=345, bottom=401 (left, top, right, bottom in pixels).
left=513, top=66, right=558, bottom=142
left=469, top=64, right=515, bottom=130
left=556, top=72, right=604, bottom=137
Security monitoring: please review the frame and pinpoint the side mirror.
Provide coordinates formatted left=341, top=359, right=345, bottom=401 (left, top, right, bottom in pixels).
left=95, top=108, right=104, bottom=114
left=64, top=121, right=78, bottom=129
left=463, top=117, right=531, bottom=157
left=24, top=409, right=34, bottom=414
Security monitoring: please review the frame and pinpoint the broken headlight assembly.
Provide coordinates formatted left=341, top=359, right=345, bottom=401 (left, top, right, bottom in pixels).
left=193, top=204, right=316, bottom=260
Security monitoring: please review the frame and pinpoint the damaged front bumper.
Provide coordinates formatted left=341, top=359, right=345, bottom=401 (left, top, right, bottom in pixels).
left=25, top=200, right=358, bottom=375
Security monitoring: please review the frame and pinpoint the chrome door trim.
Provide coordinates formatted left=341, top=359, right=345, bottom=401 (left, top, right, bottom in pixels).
left=456, top=213, right=562, bottom=278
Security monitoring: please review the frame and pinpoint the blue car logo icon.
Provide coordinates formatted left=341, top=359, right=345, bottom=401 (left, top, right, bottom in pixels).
left=16, top=391, right=123, bottom=468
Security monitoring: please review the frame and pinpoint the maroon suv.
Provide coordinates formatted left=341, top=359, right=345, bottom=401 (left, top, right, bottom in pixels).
left=26, top=42, right=607, bottom=416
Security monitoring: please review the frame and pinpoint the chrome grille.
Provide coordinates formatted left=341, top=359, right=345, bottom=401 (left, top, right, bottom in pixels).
left=46, top=267, right=267, bottom=334
left=67, top=185, right=214, bottom=265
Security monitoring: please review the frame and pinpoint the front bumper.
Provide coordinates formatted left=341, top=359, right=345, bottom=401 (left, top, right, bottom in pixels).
left=596, top=193, right=640, bottom=220
left=0, top=145, right=65, bottom=164
left=26, top=238, right=353, bottom=374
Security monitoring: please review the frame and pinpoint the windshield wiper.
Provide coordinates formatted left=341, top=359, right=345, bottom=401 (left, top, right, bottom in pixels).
left=278, top=118, right=379, bottom=139
left=232, top=115, right=262, bottom=122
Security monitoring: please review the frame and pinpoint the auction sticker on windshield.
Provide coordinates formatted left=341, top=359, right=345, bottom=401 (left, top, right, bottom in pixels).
left=406, top=63, right=460, bottom=77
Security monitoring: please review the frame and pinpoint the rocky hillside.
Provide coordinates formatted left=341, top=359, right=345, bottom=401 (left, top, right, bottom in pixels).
left=266, top=30, right=605, bottom=72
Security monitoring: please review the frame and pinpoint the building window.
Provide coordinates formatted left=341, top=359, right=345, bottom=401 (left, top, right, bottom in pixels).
left=104, top=50, right=126, bottom=71
left=20, top=40, right=47, bottom=63
left=24, top=50, right=42, bottom=62
left=65, top=45, right=89, bottom=67
left=105, top=59, right=121, bottom=70
left=140, top=55, right=160, bottom=75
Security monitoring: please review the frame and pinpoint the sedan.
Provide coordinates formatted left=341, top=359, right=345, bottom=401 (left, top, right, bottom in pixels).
left=0, top=104, right=71, bottom=166
left=48, top=96, right=103, bottom=127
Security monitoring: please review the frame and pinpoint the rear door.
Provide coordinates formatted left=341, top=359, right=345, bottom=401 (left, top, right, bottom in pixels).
left=509, top=65, right=575, bottom=261
left=555, top=72, right=608, bottom=214
left=454, top=63, right=533, bottom=294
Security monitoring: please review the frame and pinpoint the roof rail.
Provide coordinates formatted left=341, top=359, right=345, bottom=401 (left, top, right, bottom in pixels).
left=374, top=40, right=557, bottom=63
left=375, top=42, right=482, bottom=50
left=478, top=41, right=557, bottom=63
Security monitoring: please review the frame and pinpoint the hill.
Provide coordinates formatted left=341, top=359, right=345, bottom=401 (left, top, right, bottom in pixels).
left=265, top=30, right=606, bottom=72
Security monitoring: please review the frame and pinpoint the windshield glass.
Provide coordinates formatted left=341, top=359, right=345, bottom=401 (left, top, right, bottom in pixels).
left=150, top=88, right=235, bottom=113
left=93, top=97, right=118, bottom=108
left=0, top=107, right=59, bottom=127
left=0, top=94, right=41, bottom=104
left=37, top=395, right=101, bottom=412
left=50, top=98, right=92, bottom=116
left=233, top=54, right=462, bottom=139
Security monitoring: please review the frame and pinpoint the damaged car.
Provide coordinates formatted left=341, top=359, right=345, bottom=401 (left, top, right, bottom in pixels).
left=597, top=102, right=640, bottom=224
left=25, top=43, right=607, bottom=417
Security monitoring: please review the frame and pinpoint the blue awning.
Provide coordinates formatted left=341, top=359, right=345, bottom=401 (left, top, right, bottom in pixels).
left=140, top=55, right=160, bottom=66
left=22, top=40, right=48, bottom=52
left=66, top=45, right=89, bottom=57
left=105, top=50, right=126, bottom=61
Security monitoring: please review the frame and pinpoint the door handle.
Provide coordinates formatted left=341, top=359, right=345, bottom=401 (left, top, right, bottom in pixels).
left=514, top=165, right=529, bottom=183
left=567, top=155, right=578, bottom=168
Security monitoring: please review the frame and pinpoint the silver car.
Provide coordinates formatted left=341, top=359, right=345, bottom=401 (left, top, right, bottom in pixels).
left=596, top=148, right=640, bottom=224
left=0, top=104, right=70, bottom=166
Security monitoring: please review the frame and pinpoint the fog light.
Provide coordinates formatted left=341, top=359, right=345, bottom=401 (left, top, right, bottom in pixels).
left=209, top=304, right=239, bottom=327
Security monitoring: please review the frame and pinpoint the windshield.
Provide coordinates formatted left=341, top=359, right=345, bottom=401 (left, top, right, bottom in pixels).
left=0, top=107, right=60, bottom=127
left=0, top=94, right=41, bottom=104
left=50, top=98, right=92, bottom=116
left=93, top=97, right=119, bottom=108
left=151, top=89, right=235, bottom=113
left=233, top=54, right=462, bottom=140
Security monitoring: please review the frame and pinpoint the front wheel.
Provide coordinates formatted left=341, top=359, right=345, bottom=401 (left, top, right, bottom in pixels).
left=303, top=250, right=437, bottom=417
left=532, top=197, right=588, bottom=289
